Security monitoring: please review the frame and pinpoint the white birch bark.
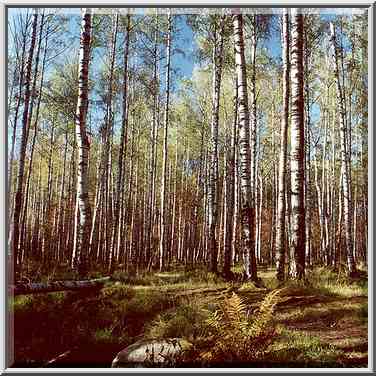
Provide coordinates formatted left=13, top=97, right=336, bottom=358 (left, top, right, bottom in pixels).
left=73, top=9, right=93, bottom=275
left=289, top=8, right=305, bottom=279
left=232, top=11, right=258, bottom=281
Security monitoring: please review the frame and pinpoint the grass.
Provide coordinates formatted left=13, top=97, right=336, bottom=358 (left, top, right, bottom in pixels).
left=266, top=327, right=343, bottom=367
left=13, top=284, right=170, bottom=366
left=145, top=298, right=209, bottom=341
left=10, top=292, right=66, bottom=312
left=11, top=265, right=368, bottom=368
left=113, top=267, right=227, bottom=287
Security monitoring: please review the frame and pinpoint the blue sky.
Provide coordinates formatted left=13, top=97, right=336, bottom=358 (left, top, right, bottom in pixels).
left=8, top=7, right=367, bottom=138
left=173, top=15, right=196, bottom=80
left=8, top=8, right=365, bottom=81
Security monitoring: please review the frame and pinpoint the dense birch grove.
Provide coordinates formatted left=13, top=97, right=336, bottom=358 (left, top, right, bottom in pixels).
left=8, top=8, right=368, bottom=282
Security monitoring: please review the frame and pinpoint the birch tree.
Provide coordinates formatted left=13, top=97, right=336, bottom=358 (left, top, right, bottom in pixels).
left=232, top=10, right=258, bottom=281
left=223, top=75, right=237, bottom=279
left=72, top=9, right=93, bottom=275
left=289, top=8, right=305, bottom=279
left=330, top=21, right=357, bottom=276
left=275, top=10, right=290, bottom=281
left=207, top=15, right=226, bottom=274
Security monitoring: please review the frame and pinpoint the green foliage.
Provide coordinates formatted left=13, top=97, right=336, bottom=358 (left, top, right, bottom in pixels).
left=305, top=267, right=368, bottom=298
left=13, top=282, right=171, bottom=365
left=101, top=283, right=134, bottom=300
left=183, top=268, right=225, bottom=285
left=267, top=328, right=343, bottom=367
left=126, top=290, right=172, bottom=316
left=93, top=328, right=114, bottom=344
left=112, top=267, right=227, bottom=288
left=112, top=270, right=173, bottom=286
left=10, top=295, right=34, bottom=312
left=12, top=292, right=66, bottom=314
left=146, top=299, right=208, bottom=341
left=13, top=267, right=368, bottom=367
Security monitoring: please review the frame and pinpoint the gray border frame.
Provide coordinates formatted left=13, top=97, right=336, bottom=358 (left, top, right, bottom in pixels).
left=2, top=1, right=374, bottom=374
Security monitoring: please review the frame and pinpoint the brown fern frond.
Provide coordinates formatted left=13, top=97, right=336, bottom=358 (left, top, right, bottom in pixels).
left=250, top=289, right=282, bottom=337
left=222, top=292, right=247, bottom=326
left=199, top=290, right=280, bottom=364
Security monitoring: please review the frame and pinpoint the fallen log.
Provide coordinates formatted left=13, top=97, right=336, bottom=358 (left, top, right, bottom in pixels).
left=44, top=349, right=73, bottom=367
left=10, top=277, right=111, bottom=296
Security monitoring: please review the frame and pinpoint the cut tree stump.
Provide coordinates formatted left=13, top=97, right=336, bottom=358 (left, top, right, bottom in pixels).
left=10, top=277, right=111, bottom=296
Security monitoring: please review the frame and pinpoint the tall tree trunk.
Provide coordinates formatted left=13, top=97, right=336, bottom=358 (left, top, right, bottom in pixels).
left=304, top=28, right=312, bottom=269
left=257, top=172, right=263, bottom=262
left=208, top=15, right=225, bottom=274
left=110, top=14, right=131, bottom=272
left=147, top=14, right=160, bottom=267
left=19, top=12, right=46, bottom=267
left=330, top=22, right=357, bottom=276
left=170, top=138, right=179, bottom=264
left=232, top=128, right=239, bottom=266
left=248, top=15, right=257, bottom=199
left=232, top=11, right=258, bottom=282
left=249, top=15, right=258, bottom=259
left=12, top=11, right=38, bottom=276
left=8, top=14, right=29, bottom=242
left=223, top=75, right=238, bottom=278
left=56, top=129, right=69, bottom=263
left=103, top=14, right=119, bottom=272
left=73, top=9, right=93, bottom=276
left=159, top=10, right=172, bottom=271
left=289, top=8, right=305, bottom=280
left=275, top=10, right=290, bottom=281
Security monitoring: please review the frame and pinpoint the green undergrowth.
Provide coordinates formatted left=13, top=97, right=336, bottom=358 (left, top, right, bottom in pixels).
left=13, top=283, right=173, bottom=366
left=112, top=266, right=226, bottom=287
left=253, top=266, right=368, bottom=299
left=11, top=265, right=368, bottom=367
left=265, top=327, right=343, bottom=367
left=145, top=297, right=209, bottom=341
left=16, top=260, right=108, bottom=283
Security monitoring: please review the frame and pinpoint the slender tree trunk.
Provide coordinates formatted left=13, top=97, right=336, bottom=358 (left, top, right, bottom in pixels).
left=56, top=129, right=69, bottom=263
left=147, top=14, right=160, bottom=267
left=170, top=138, right=179, bottom=264
left=8, top=15, right=28, bottom=241
left=12, top=11, right=39, bottom=275
left=269, top=107, right=276, bottom=266
left=289, top=8, right=305, bottom=280
left=232, top=11, right=258, bottom=281
left=208, top=15, right=226, bottom=274
left=73, top=9, right=93, bottom=276
left=249, top=14, right=257, bottom=204
left=101, top=14, right=119, bottom=271
left=330, top=22, right=357, bottom=276
left=19, top=12, right=46, bottom=267
left=110, top=14, right=131, bottom=272
left=249, top=15, right=258, bottom=264
left=232, top=127, right=239, bottom=266
left=257, top=172, right=263, bottom=262
left=275, top=10, right=290, bottom=281
left=159, top=10, right=172, bottom=272
left=304, top=29, right=312, bottom=269
left=223, top=75, right=238, bottom=278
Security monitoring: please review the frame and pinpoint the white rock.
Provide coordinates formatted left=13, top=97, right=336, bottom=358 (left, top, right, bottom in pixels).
left=111, top=338, right=192, bottom=367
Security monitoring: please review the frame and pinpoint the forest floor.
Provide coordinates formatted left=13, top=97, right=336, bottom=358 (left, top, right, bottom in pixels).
left=11, top=265, right=368, bottom=368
